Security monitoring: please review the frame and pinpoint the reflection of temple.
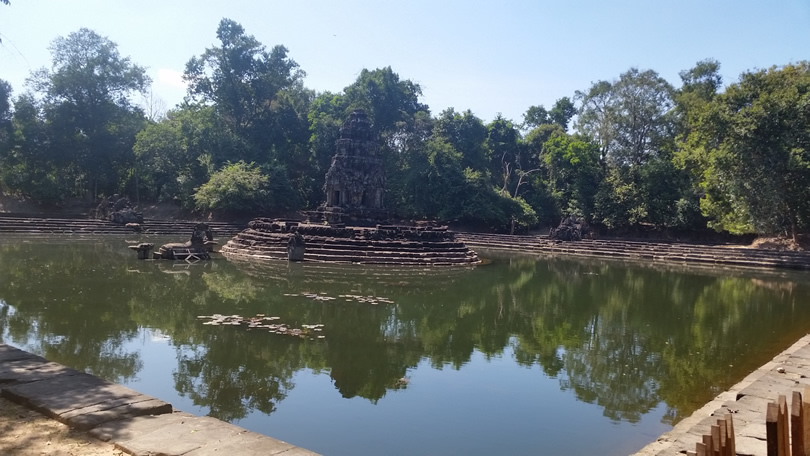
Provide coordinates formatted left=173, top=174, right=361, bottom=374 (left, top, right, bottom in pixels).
left=313, top=110, right=388, bottom=225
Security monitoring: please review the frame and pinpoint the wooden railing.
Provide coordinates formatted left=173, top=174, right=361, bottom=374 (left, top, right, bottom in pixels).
left=686, top=413, right=736, bottom=456
left=765, top=388, right=810, bottom=456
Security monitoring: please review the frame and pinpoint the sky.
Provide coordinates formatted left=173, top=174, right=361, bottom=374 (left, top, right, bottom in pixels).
left=1, top=0, right=809, bottom=123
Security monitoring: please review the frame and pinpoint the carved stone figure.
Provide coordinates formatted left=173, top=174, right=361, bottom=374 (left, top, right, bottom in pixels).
left=150, top=223, right=217, bottom=260
left=286, top=231, right=306, bottom=261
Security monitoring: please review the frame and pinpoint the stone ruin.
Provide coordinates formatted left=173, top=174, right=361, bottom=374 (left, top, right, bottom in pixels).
left=95, top=195, right=143, bottom=225
left=309, top=110, right=388, bottom=225
left=549, top=215, right=593, bottom=241
left=220, top=111, right=480, bottom=266
left=128, top=223, right=217, bottom=261
left=221, top=218, right=479, bottom=266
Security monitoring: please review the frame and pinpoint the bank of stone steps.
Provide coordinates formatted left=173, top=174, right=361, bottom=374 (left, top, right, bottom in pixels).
left=457, top=232, right=810, bottom=270
left=0, top=214, right=245, bottom=237
left=221, top=228, right=480, bottom=266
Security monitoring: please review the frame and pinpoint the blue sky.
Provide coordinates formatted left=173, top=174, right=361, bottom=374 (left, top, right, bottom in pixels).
left=1, top=1, right=808, bottom=123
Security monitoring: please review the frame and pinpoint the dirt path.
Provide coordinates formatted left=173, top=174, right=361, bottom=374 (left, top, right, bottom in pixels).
left=0, top=398, right=120, bottom=455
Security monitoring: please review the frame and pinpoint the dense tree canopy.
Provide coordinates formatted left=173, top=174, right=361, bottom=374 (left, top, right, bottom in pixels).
left=1, top=19, right=808, bottom=237
left=678, top=63, right=810, bottom=238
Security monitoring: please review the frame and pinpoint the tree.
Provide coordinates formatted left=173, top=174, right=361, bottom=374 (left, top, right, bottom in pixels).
left=549, top=97, right=576, bottom=131
left=193, top=161, right=271, bottom=214
left=27, top=28, right=149, bottom=200
left=184, top=18, right=309, bottom=165
left=522, top=105, right=550, bottom=130
left=577, top=68, right=679, bottom=228
left=523, top=97, right=576, bottom=131
left=0, top=80, right=11, bottom=154
left=342, top=67, right=429, bottom=144
left=542, top=133, right=601, bottom=218
left=432, top=108, right=489, bottom=171
left=680, top=63, right=810, bottom=237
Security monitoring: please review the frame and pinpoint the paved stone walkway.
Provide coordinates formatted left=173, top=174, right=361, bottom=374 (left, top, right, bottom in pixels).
left=634, top=334, right=810, bottom=456
left=0, top=344, right=319, bottom=456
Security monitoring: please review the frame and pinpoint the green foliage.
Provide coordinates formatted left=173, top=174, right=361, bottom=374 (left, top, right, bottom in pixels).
left=680, top=62, right=810, bottom=236
left=5, top=22, right=809, bottom=235
left=183, top=18, right=312, bottom=207
left=19, top=28, right=149, bottom=200
left=542, top=133, right=601, bottom=220
left=433, top=108, right=489, bottom=171
left=578, top=68, right=685, bottom=228
left=522, top=97, right=576, bottom=131
left=194, top=161, right=274, bottom=214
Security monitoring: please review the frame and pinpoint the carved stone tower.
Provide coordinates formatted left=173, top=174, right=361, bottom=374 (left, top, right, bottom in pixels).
left=323, top=110, right=385, bottom=210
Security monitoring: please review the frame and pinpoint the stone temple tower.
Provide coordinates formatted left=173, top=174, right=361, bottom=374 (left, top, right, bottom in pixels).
left=323, top=110, right=385, bottom=212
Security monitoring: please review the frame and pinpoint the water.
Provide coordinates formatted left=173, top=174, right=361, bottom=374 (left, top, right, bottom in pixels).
left=1, top=235, right=809, bottom=455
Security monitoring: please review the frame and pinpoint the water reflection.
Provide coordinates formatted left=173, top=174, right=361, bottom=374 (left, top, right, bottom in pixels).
left=1, top=237, right=809, bottom=432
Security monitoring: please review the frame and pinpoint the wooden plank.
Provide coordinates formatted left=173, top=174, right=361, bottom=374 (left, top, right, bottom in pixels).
left=771, top=401, right=783, bottom=456
left=793, top=391, right=805, bottom=456
left=724, top=413, right=736, bottom=456
left=712, top=424, right=721, bottom=456
left=718, top=419, right=728, bottom=456
left=687, top=451, right=698, bottom=456
left=703, top=434, right=714, bottom=456
left=781, top=395, right=791, bottom=456
left=696, top=441, right=708, bottom=456
left=803, top=386, right=810, bottom=456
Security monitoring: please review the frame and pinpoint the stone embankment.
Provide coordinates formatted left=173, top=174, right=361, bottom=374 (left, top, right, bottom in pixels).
left=457, top=232, right=810, bottom=270
left=0, top=213, right=244, bottom=237
left=634, top=334, right=810, bottom=456
left=0, top=344, right=318, bottom=455
left=222, top=220, right=480, bottom=266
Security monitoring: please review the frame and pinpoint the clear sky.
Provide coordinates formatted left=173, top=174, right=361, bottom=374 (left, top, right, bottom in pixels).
left=1, top=0, right=808, bottom=123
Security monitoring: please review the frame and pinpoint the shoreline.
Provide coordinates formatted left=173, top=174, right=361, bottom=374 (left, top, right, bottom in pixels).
left=0, top=344, right=319, bottom=455
left=633, top=333, right=810, bottom=456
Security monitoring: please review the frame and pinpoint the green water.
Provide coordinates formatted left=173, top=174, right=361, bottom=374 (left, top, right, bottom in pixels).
left=1, top=235, right=809, bottom=455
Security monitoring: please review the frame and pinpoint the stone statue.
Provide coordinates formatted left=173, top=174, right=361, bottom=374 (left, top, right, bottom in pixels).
left=150, top=223, right=217, bottom=260
left=286, top=231, right=306, bottom=261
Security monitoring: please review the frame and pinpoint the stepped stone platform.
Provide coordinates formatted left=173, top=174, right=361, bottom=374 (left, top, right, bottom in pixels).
left=221, top=218, right=480, bottom=266
left=0, top=344, right=318, bottom=455
left=456, top=232, right=810, bottom=271
left=0, top=213, right=244, bottom=237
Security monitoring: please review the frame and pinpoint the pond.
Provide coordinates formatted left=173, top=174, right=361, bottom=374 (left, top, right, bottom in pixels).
left=1, top=235, right=809, bottom=455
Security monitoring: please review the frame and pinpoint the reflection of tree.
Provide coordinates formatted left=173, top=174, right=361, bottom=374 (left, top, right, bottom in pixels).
left=173, top=333, right=297, bottom=421
left=3, top=239, right=810, bottom=428
left=0, top=240, right=143, bottom=383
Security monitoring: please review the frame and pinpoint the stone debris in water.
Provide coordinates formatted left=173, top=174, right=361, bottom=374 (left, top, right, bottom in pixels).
left=196, top=314, right=325, bottom=339
left=283, top=292, right=394, bottom=305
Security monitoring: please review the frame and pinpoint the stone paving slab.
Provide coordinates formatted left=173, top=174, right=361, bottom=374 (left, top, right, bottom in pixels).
left=0, top=344, right=320, bottom=455
left=0, top=344, right=47, bottom=363
left=1, top=366, right=173, bottom=430
left=90, top=412, right=317, bottom=456
left=634, top=334, right=810, bottom=456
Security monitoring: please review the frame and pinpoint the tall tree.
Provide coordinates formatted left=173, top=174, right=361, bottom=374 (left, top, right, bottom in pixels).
left=576, top=68, right=678, bottom=227
left=25, top=28, right=149, bottom=200
left=549, top=97, right=577, bottom=131
left=523, top=97, right=576, bottom=131
left=679, top=63, right=810, bottom=238
left=184, top=18, right=308, bottom=165
left=432, top=108, right=489, bottom=171
left=0, top=80, right=11, bottom=152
